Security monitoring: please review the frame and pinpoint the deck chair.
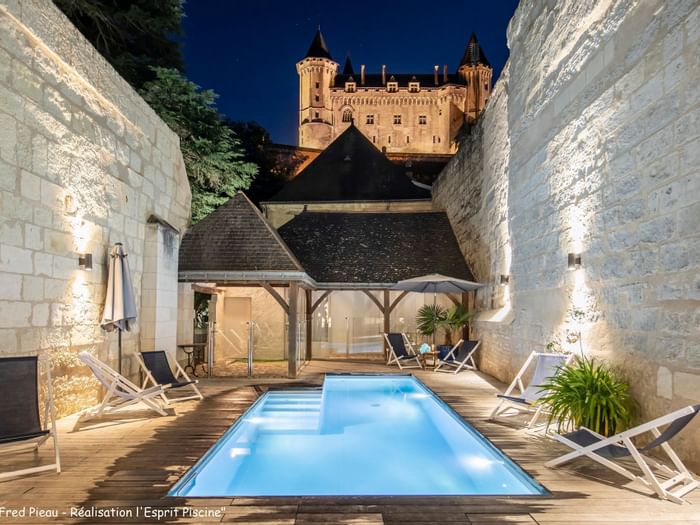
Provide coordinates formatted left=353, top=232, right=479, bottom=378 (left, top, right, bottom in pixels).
left=489, top=351, right=572, bottom=428
left=435, top=339, right=480, bottom=374
left=78, top=351, right=171, bottom=421
left=546, top=404, right=700, bottom=503
left=137, top=350, right=202, bottom=405
left=0, top=355, right=60, bottom=481
left=384, top=333, right=423, bottom=369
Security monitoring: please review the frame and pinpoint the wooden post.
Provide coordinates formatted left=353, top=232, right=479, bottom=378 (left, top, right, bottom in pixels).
left=287, top=282, right=299, bottom=378
left=305, top=288, right=313, bottom=362
left=383, top=289, right=390, bottom=359
left=462, top=292, right=469, bottom=341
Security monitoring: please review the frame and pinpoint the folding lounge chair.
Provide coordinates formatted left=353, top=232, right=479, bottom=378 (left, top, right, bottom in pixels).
left=384, top=333, right=423, bottom=370
left=546, top=404, right=700, bottom=503
left=435, top=339, right=480, bottom=373
left=489, top=351, right=572, bottom=428
left=78, top=351, right=171, bottom=421
left=137, top=350, right=202, bottom=405
left=0, top=355, right=60, bottom=481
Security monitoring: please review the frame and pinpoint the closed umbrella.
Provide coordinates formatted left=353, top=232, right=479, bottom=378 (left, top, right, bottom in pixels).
left=101, top=243, right=137, bottom=374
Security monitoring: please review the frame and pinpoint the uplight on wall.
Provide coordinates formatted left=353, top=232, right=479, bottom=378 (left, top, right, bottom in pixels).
left=78, top=253, right=93, bottom=271
left=499, top=274, right=510, bottom=285
left=567, top=253, right=582, bottom=271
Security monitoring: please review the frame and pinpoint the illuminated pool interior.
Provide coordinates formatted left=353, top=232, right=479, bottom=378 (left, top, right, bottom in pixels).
left=169, top=375, right=546, bottom=497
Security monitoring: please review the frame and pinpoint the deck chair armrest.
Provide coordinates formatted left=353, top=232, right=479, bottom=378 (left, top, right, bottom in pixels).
left=142, top=384, right=170, bottom=395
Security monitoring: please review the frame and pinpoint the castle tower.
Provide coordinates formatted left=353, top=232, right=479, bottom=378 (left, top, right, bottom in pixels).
left=297, top=29, right=339, bottom=149
left=457, top=33, right=492, bottom=123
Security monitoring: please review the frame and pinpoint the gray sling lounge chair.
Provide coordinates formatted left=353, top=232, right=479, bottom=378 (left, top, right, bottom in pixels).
left=0, top=355, right=60, bottom=481
left=546, top=404, right=700, bottom=503
left=137, top=350, right=202, bottom=405
left=435, top=339, right=480, bottom=373
left=489, top=351, right=572, bottom=428
left=384, top=333, right=423, bottom=369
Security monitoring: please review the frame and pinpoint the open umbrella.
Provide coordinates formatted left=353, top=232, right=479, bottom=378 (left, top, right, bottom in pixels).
left=101, top=243, right=137, bottom=374
left=391, top=274, right=484, bottom=346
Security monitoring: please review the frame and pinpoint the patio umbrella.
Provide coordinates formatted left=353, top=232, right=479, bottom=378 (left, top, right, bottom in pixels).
left=391, top=274, right=484, bottom=346
left=101, top=243, right=137, bottom=374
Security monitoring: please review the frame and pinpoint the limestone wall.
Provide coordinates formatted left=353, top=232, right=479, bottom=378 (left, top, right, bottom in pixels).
left=0, top=0, right=190, bottom=415
left=434, top=0, right=700, bottom=467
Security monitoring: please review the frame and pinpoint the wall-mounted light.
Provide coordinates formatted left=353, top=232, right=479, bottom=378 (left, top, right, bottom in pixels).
left=499, top=274, right=510, bottom=285
left=567, top=252, right=582, bottom=271
left=78, top=253, right=92, bottom=271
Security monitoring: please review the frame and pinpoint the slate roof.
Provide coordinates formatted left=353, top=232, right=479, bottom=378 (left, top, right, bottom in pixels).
left=178, top=192, right=302, bottom=273
left=267, top=125, right=430, bottom=202
left=278, top=212, right=474, bottom=284
left=459, top=32, right=490, bottom=67
left=334, top=72, right=465, bottom=88
left=304, top=29, right=333, bottom=60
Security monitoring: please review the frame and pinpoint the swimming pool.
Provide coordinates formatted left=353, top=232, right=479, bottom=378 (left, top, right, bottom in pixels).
left=169, top=375, right=546, bottom=497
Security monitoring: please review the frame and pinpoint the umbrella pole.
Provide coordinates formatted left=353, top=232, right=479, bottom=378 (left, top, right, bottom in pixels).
left=118, top=329, right=122, bottom=374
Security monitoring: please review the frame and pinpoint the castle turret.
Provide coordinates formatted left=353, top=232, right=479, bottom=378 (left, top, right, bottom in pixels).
left=297, top=29, right=339, bottom=149
left=457, top=32, right=492, bottom=123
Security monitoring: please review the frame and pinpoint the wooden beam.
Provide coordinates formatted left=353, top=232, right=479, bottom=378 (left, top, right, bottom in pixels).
left=388, top=290, right=409, bottom=313
left=305, top=288, right=313, bottom=362
left=287, top=282, right=299, bottom=378
left=191, top=284, right=223, bottom=295
left=446, top=293, right=460, bottom=306
left=362, top=290, right=385, bottom=313
left=462, top=292, right=470, bottom=341
left=259, top=282, right=289, bottom=315
left=311, top=290, right=332, bottom=313
left=383, top=290, right=390, bottom=359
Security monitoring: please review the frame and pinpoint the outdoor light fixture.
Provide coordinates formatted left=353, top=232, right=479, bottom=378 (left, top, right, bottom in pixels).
left=499, top=274, right=510, bottom=285
left=78, top=253, right=93, bottom=271
left=567, top=253, right=582, bottom=271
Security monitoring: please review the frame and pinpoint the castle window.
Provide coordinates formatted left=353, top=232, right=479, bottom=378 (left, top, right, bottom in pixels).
left=315, top=111, right=319, bottom=119
left=315, top=82, right=319, bottom=88
left=342, top=109, right=353, bottom=122
left=485, top=83, right=489, bottom=91
left=372, top=136, right=376, bottom=143
left=345, top=81, right=356, bottom=93
left=406, top=136, right=410, bottom=143
left=387, top=82, right=398, bottom=93
left=408, top=82, right=420, bottom=93
left=393, top=115, right=401, bottom=125
left=315, top=95, right=320, bottom=102
left=366, top=114, right=374, bottom=125
left=418, top=115, right=427, bottom=125
left=388, top=136, right=391, bottom=144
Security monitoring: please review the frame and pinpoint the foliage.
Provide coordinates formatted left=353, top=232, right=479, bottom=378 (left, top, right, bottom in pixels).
left=416, top=304, right=447, bottom=338
left=537, top=356, right=636, bottom=437
left=193, top=292, right=209, bottom=328
left=54, top=0, right=184, bottom=88
left=140, top=68, right=258, bottom=221
left=438, top=304, right=473, bottom=345
left=226, top=121, right=304, bottom=204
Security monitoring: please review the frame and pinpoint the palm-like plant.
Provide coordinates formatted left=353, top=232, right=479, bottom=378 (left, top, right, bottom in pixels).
left=439, top=304, right=474, bottom=345
left=416, top=304, right=447, bottom=345
left=537, top=356, right=636, bottom=437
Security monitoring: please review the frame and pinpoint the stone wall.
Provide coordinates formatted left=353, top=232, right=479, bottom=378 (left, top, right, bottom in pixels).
left=0, top=0, right=190, bottom=415
left=434, top=0, right=700, bottom=468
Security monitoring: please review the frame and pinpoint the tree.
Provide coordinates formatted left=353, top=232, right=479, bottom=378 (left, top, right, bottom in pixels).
left=140, top=68, right=258, bottom=222
left=53, top=0, right=184, bottom=88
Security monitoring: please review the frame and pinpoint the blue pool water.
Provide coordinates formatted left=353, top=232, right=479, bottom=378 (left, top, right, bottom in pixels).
left=169, top=375, right=546, bottom=496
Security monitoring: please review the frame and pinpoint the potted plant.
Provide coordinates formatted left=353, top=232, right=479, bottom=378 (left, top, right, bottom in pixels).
left=416, top=304, right=447, bottom=347
left=537, top=356, right=637, bottom=436
left=439, top=304, right=473, bottom=346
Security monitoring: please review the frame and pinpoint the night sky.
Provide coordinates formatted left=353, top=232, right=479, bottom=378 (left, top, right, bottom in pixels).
left=182, top=1, right=520, bottom=146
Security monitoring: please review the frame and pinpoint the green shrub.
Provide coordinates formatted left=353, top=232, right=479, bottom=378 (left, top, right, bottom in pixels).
left=537, top=356, right=636, bottom=436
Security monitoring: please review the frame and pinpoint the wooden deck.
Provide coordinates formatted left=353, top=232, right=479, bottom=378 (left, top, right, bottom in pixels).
left=1, top=360, right=699, bottom=524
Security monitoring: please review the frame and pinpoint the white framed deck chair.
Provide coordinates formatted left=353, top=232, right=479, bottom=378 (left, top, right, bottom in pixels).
left=78, top=351, right=171, bottom=421
left=546, top=404, right=700, bottom=504
left=0, top=354, right=60, bottom=481
left=137, top=350, right=202, bottom=405
left=435, top=339, right=480, bottom=374
left=489, top=351, right=572, bottom=428
left=384, top=333, right=423, bottom=370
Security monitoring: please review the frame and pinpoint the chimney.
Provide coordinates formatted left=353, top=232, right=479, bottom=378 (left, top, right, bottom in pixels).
left=381, top=65, right=386, bottom=85
left=443, top=64, right=448, bottom=82
left=434, top=65, right=439, bottom=85
left=360, top=64, right=365, bottom=85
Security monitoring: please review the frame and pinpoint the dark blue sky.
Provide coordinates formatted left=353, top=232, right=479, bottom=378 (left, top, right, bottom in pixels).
left=182, top=1, right=519, bottom=145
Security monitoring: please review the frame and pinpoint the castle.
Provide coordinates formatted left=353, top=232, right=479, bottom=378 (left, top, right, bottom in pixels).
left=297, top=29, right=493, bottom=154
